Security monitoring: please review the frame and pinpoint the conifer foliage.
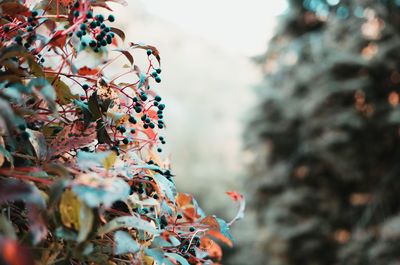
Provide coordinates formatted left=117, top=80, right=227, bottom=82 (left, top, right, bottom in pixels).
left=242, top=0, right=400, bottom=264
left=0, top=1, right=243, bottom=264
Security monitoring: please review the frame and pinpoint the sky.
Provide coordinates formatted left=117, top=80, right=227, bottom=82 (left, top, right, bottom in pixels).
left=138, top=0, right=288, bottom=56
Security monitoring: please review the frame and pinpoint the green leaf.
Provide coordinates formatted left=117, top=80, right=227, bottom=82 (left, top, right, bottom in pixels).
left=88, top=93, right=103, bottom=120
left=77, top=150, right=112, bottom=170
left=28, top=56, right=44, bottom=77
left=72, top=173, right=130, bottom=208
left=114, top=230, right=140, bottom=255
left=0, top=215, right=17, bottom=240
left=47, top=77, right=79, bottom=105
left=73, top=99, right=93, bottom=122
left=77, top=201, right=94, bottom=243
left=144, top=248, right=165, bottom=264
left=29, top=78, right=56, bottom=111
left=0, top=98, right=24, bottom=134
left=98, top=216, right=159, bottom=235
left=165, top=253, right=190, bottom=265
left=0, top=144, right=13, bottom=167
left=153, top=173, right=176, bottom=202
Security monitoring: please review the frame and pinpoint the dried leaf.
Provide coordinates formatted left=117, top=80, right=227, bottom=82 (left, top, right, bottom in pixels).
left=50, top=122, right=96, bottom=157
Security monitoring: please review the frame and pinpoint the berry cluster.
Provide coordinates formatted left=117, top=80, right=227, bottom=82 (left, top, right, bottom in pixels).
left=73, top=3, right=116, bottom=52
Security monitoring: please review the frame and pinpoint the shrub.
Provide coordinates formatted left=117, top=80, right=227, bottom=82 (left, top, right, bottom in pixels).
left=0, top=1, right=244, bottom=264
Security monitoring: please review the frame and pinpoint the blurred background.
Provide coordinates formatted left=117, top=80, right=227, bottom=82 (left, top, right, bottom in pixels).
left=114, top=0, right=400, bottom=264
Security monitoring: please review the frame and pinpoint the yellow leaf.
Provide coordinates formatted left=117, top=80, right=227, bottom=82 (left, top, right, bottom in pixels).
left=142, top=254, right=154, bottom=265
left=59, top=189, right=80, bottom=230
left=102, top=152, right=117, bottom=170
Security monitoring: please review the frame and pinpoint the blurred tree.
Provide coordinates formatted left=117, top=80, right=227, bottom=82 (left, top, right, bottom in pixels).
left=232, top=0, right=400, bottom=264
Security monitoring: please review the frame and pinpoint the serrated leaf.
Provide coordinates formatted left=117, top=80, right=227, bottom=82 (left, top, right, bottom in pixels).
left=98, top=216, right=159, bottom=235
left=152, top=173, right=176, bottom=202
left=72, top=173, right=130, bottom=208
left=114, top=230, right=140, bottom=255
left=165, top=253, right=190, bottom=265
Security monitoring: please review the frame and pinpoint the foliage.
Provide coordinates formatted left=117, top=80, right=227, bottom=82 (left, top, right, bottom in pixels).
left=232, top=0, right=400, bottom=264
left=0, top=1, right=244, bottom=264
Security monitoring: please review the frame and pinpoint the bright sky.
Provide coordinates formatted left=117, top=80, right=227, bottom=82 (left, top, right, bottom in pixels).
left=139, top=0, right=288, bottom=55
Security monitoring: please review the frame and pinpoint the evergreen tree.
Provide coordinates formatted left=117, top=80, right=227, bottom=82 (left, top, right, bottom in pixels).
left=237, top=0, right=400, bottom=264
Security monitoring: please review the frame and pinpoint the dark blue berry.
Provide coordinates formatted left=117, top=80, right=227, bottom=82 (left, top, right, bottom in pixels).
left=108, top=14, right=115, bottom=22
left=96, top=14, right=104, bottom=22
left=146, top=49, right=152, bottom=55
left=129, top=116, right=136, bottom=124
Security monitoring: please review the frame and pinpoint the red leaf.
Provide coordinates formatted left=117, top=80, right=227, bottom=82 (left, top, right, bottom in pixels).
left=50, top=122, right=97, bottom=157
left=77, top=66, right=99, bottom=76
left=226, top=191, right=244, bottom=202
left=0, top=239, right=34, bottom=265
left=0, top=2, right=30, bottom=16
left=49, top=30, right=67, bottom=48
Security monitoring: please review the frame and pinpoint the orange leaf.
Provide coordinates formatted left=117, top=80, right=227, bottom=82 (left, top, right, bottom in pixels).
left=78, top=66, right=99, bottom=76
left=207, top=230, right=233, bottom=247
left=200, top=215, right=220, bottom=231
left=200, top=237, right=222, bottom=262
left=176, top=192, right=192, bottom=207
left=183, top=207, right=200, bottom=221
